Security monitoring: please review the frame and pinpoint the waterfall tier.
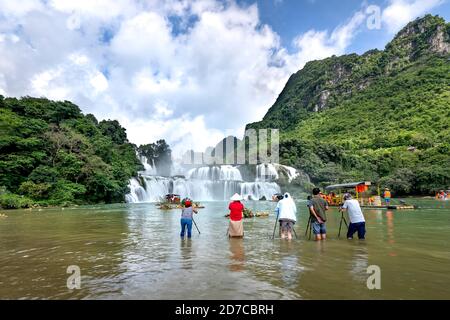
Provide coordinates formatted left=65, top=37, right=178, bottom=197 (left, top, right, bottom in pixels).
left=125, top=162, right=303, bottom=203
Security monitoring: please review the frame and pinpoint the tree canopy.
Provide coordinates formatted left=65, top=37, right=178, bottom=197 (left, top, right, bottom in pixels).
left=0, top=96, right=142, bottom=208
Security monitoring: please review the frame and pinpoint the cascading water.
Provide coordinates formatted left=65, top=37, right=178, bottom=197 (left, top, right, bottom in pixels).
left=125, top=157, right=302, bottom=202
left=256, top=163, right=279, bottom=181
left=140, top=156, right=157, bottom=175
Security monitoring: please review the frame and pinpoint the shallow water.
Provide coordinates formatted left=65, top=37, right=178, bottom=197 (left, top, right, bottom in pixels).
left=0, top=199, right=449, bottom=299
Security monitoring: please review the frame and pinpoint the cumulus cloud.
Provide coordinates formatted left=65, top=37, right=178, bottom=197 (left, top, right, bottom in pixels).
left=288, top=11, right=366, bottom=69
left=382, top=0, right=445, bottom=34
left=0, top=0, right=372, bottom=157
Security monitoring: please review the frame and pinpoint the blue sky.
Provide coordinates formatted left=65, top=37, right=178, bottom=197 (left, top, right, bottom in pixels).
left=246, top=0, right=450, bottom=53
left=0, top=0, right=449, bottom=156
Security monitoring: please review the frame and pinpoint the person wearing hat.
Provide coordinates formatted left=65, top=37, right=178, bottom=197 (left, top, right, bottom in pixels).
left=340, top=193, right=366, bottom=240
left=383, top=188, right=392, bottom=206
left=180, top=199, right=198, bottom=239
left=228, top=193, right=244, bottom=238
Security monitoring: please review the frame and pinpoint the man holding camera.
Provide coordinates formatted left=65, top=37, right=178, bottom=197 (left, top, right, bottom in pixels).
left=340, top=193, right=366, bottom=240
left=308, top=188, right=329, bottom=241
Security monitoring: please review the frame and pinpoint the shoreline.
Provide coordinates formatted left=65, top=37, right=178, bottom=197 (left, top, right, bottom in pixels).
left=1, top=195, right=445, bottom=212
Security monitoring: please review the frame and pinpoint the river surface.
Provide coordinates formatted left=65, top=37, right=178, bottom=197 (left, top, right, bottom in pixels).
left=0, top=199, right=449, bottom=300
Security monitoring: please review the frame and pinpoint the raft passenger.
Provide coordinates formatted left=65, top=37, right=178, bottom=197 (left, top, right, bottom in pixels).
left=383, top=188, right=392, bottom=206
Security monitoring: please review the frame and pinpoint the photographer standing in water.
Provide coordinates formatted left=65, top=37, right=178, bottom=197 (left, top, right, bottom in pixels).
left=228, top=193, right=245, bottom=238
left=275, top=193, right=297, bottom=240
left=308, top=188, right=329, bottom=241
left=340, top=194, right=366, bottom=240
left=180, top=199, right=198, bottom=239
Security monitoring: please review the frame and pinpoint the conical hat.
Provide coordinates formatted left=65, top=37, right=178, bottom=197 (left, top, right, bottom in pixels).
left=230, top=193, right=242, bottom=201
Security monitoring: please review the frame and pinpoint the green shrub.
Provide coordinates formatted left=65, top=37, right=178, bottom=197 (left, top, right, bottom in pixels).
left=18, top=181, right=51, bottom=199
left=48, top=180, right=86, bottom=205
left=0, top=193, right=33, bottom=209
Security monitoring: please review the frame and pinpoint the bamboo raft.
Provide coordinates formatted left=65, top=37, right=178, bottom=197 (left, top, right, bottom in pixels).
left=157, top=204, right=205, bottom=210
left=224, top=212, right=270, bottom=219
left=331, top=204, right=417, bottom=210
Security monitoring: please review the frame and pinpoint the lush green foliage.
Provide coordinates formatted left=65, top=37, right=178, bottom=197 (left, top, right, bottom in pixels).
left=0, top=96, right=142, bottom=208
left=247, top=15, right=450, bottom=195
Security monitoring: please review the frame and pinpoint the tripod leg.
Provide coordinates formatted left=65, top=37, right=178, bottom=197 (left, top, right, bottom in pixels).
left=292, top=226, right=298, bottom=239
left=309, top=218, right=313, bottom=240
left=192, top=218, right=201, bottom=234
left=305, top=217, right=310, bottom=236
left=271, top=215, right=278, bottom=240
left=338, top=216, right=343, bottom=238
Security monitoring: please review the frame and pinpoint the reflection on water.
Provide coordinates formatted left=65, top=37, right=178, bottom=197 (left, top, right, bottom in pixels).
left=386, top=211, right=395, bottom=244
left=181, top=240, right=193, bottom=270
left=0, top=199, right=449, bottom=299
left=279, top=242, right=301, bottom=289
left=229, top=239, right=245, bottom=272
left=349, top=243, right=369, bottom=282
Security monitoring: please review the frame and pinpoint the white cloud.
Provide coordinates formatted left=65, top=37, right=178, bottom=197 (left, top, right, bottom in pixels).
left=0, top=73, right=7, bottom=96
left=48, top=0, right=137, bottom=20
left=90, top=72, right=109, bottom=94
left=0, top=0, right=43, bottom=17
left=0, top=0, right=369, bottom=158
left=289, top=11, right=366, bottom=70
left=382, top=0, right=444, bottom=33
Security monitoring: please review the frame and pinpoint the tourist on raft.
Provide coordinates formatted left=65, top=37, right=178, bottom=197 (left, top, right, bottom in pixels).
left=228, top=193, right=244, bottom=238
left=436, top=190, right=448, bottom=200
left=275, top=193, right=297, bottom=240
left=180, top=199, right=198, bottom=239
left=383, top=188, right=392, bottom=206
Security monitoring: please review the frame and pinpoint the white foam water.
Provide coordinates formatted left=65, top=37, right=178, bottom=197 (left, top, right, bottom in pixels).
left=125, top=160, right=302, bottom=202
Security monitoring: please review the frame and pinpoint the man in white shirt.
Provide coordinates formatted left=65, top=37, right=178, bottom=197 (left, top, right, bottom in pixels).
left=340, top=194, right=366, bottom=240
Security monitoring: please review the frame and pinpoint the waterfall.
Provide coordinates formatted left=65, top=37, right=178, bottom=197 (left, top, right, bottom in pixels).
left=220, top=165, right=243, bottom=181
left=125, top=177, right=148, bottom=203
left=187, top=165, right=242, bottom=181
left=125, top=160, right=303, bottom=203
left=241, top=182, right=281, bottom=201
left=140, top=156, right=157, bottom=176
left=256, top=163, right=279, bottom=181
left=275, top=164, right=300, bottom=183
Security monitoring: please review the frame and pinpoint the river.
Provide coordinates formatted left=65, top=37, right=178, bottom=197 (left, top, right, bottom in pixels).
left=0, top=198, right=449, bottom=299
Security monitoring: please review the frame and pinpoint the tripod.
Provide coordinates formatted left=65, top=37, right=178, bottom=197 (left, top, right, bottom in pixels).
left=272, top=215, right=298, bottom=240
left=304, top=216, right=313, bottom=240
left=338, top=210, right=349, bottom=238
left=192, top=218, right=201, bottom=234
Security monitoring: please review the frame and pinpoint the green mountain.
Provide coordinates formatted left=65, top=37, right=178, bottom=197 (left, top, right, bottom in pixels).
left=0, top=97, right=142, bottom=208
left=247, top=15, right=450, bottom=195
